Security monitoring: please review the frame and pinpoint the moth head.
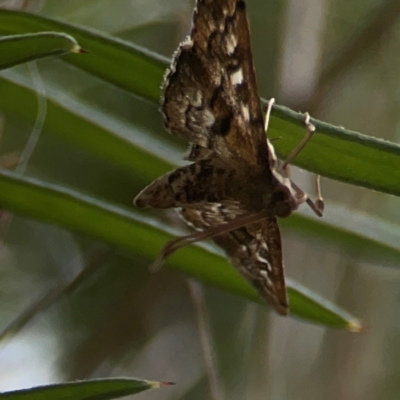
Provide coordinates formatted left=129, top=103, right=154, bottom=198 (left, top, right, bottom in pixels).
left=269, top=185, right=294, bottom=218
left=266, top=173, right=307, bottom=218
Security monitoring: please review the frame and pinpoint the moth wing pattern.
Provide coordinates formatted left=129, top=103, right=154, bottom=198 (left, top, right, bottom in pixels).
left=135, top=158, right=238, bottom=209
left=135, top=0, right=291, bottom=315
left=161, top=0, right=269, bottom=168
left=181, top=207, right=288, bottom=314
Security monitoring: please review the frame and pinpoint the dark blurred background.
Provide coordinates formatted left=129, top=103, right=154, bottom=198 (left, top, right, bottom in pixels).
left=1, top=0, right=400, bottom=399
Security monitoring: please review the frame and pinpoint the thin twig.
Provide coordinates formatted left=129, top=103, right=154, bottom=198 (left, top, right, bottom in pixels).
left=187, top=279, right=227, bottom=400
left=0, top=61, right=47, bottom=239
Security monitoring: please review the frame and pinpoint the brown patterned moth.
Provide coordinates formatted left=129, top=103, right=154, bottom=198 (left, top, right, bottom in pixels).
left=134, top=0, right=323, bottom=315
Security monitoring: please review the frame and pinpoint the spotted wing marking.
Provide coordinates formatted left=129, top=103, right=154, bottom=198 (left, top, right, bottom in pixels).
left=181, top=207, right=288, bottom=314
left=161, top=0, right=270, bottom=168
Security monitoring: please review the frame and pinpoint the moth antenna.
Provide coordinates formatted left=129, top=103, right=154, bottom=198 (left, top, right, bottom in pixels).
left=149, top=210, right=269, bottom=272
left=264, top=98, right=275, bottom=132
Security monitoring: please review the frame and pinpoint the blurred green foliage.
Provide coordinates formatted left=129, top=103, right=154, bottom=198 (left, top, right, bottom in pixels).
left=0, top=0, right=400, bottom=399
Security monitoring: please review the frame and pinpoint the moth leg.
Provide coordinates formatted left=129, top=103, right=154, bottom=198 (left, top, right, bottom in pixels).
left=314, top=174, right=324, bottom=213
left=281, top=112, right=315, bottom=170
left=279, top=112, right=324, bottom=216
left=290, top=179, right=323, bottom=217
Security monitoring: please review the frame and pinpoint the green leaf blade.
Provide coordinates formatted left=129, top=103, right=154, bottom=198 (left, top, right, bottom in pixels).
left=0, top=70, right=176, bottom=181
left=271, top=103, right=400, bottom=197
left=0, top=378, right=172, bottom=399
left=0, top=9, right=167, bottom=103
left=1, top=10, right=400, bottom=200
left=0, top=32, right=84, bottom=70
left=0, top=169, right=366, bottom=329
left=287, top=279, right=363, bottom=331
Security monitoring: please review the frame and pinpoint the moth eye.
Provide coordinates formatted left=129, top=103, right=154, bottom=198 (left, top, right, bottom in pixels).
left=271, top=188, right=287, bottom=203
left=271, top=188, right=292, bottom=218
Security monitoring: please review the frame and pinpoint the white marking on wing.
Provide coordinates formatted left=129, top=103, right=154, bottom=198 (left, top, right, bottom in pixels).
left=203, top=109, right=216, bottom=127
left=191, top=91, right=202, bottom=107
left=230, top=68, right=243, bottom=86
left=225, top=33, right=238, bottom=55
left=242, top=104, right=250, bottom=121
left=259, top=269, right=272, bottom=281
left=255, top=256, right=272, bottom=273
left=210, top=203, right=221, bottom=213
left=180, top=36, right=193, bottom=49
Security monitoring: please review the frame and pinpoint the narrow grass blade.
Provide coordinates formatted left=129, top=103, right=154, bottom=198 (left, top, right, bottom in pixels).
left=0, top=378, right=174, bottom=399
left=0, top=32, right=85, bottom=70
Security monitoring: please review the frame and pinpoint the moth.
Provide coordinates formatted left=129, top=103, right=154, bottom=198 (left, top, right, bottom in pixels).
left=134, top=0, right=323, bottom=315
